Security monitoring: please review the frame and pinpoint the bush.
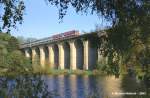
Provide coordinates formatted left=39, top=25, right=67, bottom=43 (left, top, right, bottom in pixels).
left=7, top=50, right=32, bottom=72
left=0, top=33, right=32, bottom=74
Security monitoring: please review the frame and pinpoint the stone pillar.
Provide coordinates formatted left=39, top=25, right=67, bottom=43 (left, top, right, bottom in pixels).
left=83, top=40, right=89, bottom=70
left=31, top=47, right=36, bottom=64
left=70, top=41, right=76, bottom=70
left=58, top=43, right=64, bottom=69
left=48, top=45, right=54, bottom=69
left=25, top=49, right=30, bottom=58
left=39, top=46, right=45, bottom=69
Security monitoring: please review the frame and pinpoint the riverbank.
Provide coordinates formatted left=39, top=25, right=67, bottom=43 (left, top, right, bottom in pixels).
left=37, top=69, right=105, bottom=75
left=0, top=68, right=106, bottom=77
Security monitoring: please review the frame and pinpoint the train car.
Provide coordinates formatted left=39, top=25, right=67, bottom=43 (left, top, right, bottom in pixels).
left=63, top=30, right=79, bottom=37
left=52, top=30, right=80, bottom=41
left=52, top=34, right=62, bottom=40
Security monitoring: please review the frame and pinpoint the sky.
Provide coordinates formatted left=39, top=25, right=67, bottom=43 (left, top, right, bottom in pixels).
left=11, top=0, right=111, bottom=39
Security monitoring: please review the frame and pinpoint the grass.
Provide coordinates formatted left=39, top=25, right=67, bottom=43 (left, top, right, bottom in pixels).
left=0, top=69, right=105, bottom=76
left=0, top=64, right=108, bottom=76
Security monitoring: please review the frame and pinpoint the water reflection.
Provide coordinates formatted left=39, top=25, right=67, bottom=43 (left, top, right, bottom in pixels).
left=0, top=75, right=149, bottom=98
left=45, top=75, right=149, bottom=98
left=45, top=75, right=121, bottom=98
left=0, top=75, right=54, bottom=98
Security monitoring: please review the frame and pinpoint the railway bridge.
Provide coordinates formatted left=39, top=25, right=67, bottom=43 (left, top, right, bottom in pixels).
left=20, top=30, right=101, bottom=70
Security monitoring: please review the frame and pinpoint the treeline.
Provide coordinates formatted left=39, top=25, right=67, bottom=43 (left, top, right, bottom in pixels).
left=0, top=32, right=32, bottom=73
left=17, top=36, right=37, bottom=44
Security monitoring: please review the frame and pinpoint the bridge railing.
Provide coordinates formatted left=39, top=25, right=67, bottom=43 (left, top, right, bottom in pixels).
left=19, top=35, right=80, bottom=49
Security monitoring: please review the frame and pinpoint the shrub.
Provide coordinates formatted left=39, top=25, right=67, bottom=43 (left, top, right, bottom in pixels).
left=6, top=50, right=32, bottom=72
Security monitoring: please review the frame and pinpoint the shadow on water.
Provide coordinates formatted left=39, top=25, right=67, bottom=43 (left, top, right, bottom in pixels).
left=121, top=75, right=150, bottom=98
left=0, top=74, right=149, bottom=98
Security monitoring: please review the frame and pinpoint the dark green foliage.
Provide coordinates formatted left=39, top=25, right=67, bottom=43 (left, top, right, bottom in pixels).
left=7, top=36, right=19, bottom=52
left=98, top=27, right=150, bottom=78
left=47, top=0, right=150, bottom=25
left=0, top=33, right=11, bottom=41
left=6, top=50, right=32, bottom=72
left=0, top=75, right=54, bottom=97
left=0, top=0, right=25, bottom=31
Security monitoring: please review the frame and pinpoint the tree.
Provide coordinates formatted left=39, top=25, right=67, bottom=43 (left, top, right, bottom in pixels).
left=25, top=37, right=37, bottom=43
left=0, top=0, right=25, bottom=31
left=7, top=36, right=19, bottom=52
left=17, top=36, right=26, bottom=43
left=0, top=33, right=32, bottom=72
left=7, top=50, right=32, bottom=72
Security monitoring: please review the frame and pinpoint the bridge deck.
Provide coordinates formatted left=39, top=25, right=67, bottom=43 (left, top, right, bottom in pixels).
left=20, top=33, right=95, bottom=49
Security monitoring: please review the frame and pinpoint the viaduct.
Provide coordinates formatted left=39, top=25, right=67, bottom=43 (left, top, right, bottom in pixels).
left=20, top=30, right=104, bottom=70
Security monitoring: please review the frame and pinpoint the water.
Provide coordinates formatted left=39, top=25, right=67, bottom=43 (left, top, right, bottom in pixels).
left=0, top=75, right=149, bottom=98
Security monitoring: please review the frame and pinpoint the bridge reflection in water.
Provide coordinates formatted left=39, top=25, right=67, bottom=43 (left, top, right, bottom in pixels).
left=44, top=75, right=124, bottom=98
left=0, top=75, right=148, bottom=98
left=43, top=75, right=147, bottom=98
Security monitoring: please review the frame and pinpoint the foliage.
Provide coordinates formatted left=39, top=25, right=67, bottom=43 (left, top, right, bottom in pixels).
left=97, top=28, right=150, bottom=78
left=0, top=75, right=55, bottom=97
left=7, top=36, right=19, bottom=52
left=0, top=33, right=11, bottom=41
left=0, top=33, right=32, bottom=73
left=46, top=0, right=149, bottom=25
left=16, top=36, right=37, bottom=44
left=16, top=36, right=26, bottom=43
left=32, top=56, right=42, bottom=72
left=0, top=0, right=25, bottom=31
left=6, top=50, right=32, bottom=72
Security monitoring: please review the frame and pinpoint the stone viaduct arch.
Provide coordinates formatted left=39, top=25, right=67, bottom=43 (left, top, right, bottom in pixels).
left=88, top=39, right=98, bottom=70
left=63, top=42, right=70, bottom=69
left=53, top=44, right=59, bottom=69
left=21, top=33, right=99, bottom=71
left=43, top=46, right=49, bottom=66
left=75, top=39, right=84, bottom=70
left=35, top=47, right=40, bottom=65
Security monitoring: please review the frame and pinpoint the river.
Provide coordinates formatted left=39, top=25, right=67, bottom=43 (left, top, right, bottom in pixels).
left=0, top=74, right=148, bottom=98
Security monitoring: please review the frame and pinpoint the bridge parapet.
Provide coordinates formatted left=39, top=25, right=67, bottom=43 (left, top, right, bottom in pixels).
left=20, top=30, right=81, bottom=49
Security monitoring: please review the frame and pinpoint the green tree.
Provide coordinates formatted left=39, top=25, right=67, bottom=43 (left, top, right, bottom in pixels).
left=7, top=50, right=32, bottom=72
left=0, top=33, right=32, bottom=73
left=7, top=36, right=19, bottom=52
left=0, top=0, right=25, bottom=31
left=16, top=36, right=26, bottom=43
left=0, top=33, right=11, bottom=41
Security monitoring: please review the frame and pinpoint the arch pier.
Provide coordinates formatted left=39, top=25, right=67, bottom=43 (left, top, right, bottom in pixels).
left=21, top=34, right=98, bottom=70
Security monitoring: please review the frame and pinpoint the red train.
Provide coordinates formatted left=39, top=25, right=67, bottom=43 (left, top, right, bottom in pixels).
left=52, top=30, right=80, bottom=40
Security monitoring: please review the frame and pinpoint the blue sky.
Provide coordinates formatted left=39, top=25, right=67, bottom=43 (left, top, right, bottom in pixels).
left=11, top=0, right=111, bottom=39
